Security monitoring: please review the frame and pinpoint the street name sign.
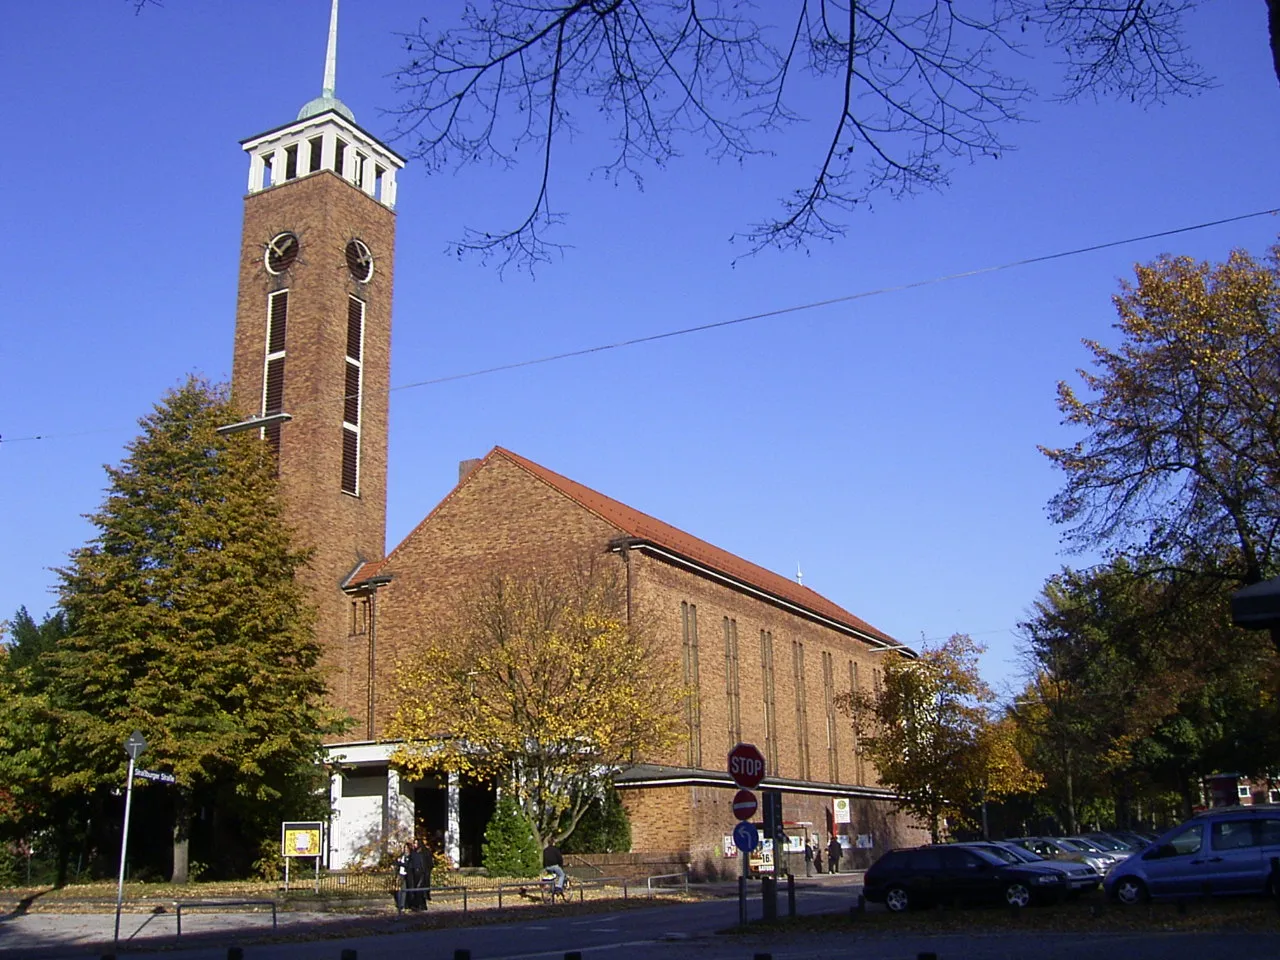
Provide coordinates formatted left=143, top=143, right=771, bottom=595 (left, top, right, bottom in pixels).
left=727, top=742, right=766, bottom=789
left=136, top=770, right=176, bottom=784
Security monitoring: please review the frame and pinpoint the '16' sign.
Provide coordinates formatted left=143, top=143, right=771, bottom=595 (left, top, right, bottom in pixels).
left=727, top=742, right=766, bottom=790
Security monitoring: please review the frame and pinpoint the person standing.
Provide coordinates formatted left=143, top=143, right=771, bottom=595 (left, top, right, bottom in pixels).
left=803, top=837, right=814, bottom=877
left=408, top=838, right=429, bottom=909
left=827, top=836, right=842, bottom=874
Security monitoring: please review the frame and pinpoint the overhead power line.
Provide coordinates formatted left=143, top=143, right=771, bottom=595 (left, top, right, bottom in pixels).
left=4, top=206, right=1277, bottom=447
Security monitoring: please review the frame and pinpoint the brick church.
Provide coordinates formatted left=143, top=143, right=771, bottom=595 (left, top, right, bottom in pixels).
left=228, top=1, right=927, bottom=872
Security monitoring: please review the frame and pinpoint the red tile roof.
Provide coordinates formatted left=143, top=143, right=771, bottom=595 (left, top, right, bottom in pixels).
left=493, top=447, right=898, bottom=647
left=350, top=446, right=899, bottom=648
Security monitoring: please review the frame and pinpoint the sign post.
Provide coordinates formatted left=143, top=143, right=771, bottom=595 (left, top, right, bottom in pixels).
left=281, top=821, right=325, bottom=893
left=728, top=743, right=767, bottom=926
left=114, top=730, right=147, bottom=949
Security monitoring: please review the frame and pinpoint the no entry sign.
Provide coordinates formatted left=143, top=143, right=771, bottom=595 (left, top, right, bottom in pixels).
left=727, top=742, right=766, bottom=789
left=732, top=789, right=758, bottom=821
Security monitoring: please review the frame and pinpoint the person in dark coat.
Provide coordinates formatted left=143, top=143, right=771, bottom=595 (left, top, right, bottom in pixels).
left=803, top=837, right=814, bottom=877
left=827, top=836, right=842, bottom=874
left=408, top=838, right=430, bottom=908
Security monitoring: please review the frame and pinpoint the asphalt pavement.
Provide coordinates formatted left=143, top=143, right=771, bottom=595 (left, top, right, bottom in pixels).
left=3, top=873, right=1279, bottom=960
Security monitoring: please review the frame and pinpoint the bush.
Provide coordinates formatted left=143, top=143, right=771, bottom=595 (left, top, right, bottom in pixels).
left=482, top=796, right=541, bottom=878
left=562, top=785, right=631, bottom=853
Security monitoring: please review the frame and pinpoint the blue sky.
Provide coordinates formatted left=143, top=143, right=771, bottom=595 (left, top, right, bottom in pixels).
left=2, top=1, right=1277, bottom=695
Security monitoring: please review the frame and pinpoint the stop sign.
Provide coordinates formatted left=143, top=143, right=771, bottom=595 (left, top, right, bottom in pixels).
left=731, top=789, right=758, bottom=821
left=727, top=742, right=766, bottom=789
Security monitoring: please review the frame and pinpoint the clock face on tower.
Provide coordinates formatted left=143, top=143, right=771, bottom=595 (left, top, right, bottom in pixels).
left=265, top=232, right=299, bottom=274
left=345, top=239, right=374, bottom=283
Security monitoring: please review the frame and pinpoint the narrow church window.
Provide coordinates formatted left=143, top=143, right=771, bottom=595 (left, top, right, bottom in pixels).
left=335, top=138, right=348, bottom=178
left=792, top=640, right=811, bottom=780
left=849, top=660, right=863, bottom=784
left=374, top=165, right=386, bottom=202
left=680, top=601, right=702, bottom=768
left=341, top=296, right=365, bottom=496
left=284, top=143, right=299, bottom=181
left=760, top=630, right=778, bottom=774
left=822, top=651, right=839, bottom=783
left=349, top=596, right=369, bottom=636
left=723, top=617, right=741, bottom=749
left=259, top=153, right=274, bottom=190
left=308, top=137, right=323, bottom=175
left=262, top=290, right=288, bottom=459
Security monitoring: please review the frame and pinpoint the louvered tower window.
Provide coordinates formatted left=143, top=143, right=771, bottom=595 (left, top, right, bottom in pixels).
left=262, top=291, right=288, bottom=458
left=342, top=296, right=365, bottom=496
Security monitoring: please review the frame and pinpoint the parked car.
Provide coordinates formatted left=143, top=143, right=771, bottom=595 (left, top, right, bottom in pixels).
left=1105, top=829, right=1158, bottom=849
left=1064, top=836, right=1130, bottom=868
left=1007, top=836, right=1112, bottom=876
left=1083, top=832, right=1139, bottom=853
left=960, top=841, right=1100, bottom=895
left=1104, top=805, right=1280, bottom=904
left=863, top=844, right=1066, bottom=912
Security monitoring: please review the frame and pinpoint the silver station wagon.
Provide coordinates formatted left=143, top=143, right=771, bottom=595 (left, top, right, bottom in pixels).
left=1104, top=806, right=1280, bottom=904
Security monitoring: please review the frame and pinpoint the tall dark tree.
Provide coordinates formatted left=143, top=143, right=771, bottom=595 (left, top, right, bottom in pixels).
left=46, top=378, right=343, bottom=882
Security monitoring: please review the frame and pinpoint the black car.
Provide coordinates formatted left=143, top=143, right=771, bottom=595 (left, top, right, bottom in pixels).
left=863, top=844, right=1067, bottom=912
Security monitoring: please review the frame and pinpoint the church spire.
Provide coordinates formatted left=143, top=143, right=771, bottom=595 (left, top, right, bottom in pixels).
left=298, top=0, right=355, bottom=122
left=321, top=0, right=339, bottom=100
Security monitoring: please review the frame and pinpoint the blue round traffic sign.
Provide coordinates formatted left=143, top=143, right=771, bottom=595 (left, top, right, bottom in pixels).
left=732, top=820, right=759, bottom=853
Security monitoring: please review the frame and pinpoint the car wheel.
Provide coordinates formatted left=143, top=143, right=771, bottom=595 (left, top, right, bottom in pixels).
left=1004, top=882, right=1032, bottom=908
left=884, top=885, right=911, bottom=913
left=1113, top=877, right=1148, bottom=905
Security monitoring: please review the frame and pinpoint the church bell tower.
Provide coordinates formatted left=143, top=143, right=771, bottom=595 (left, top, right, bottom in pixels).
left=230, top=0, right=403, bottom=734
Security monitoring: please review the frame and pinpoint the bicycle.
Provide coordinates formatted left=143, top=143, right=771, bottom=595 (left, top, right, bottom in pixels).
left=541, top=869, right=572, bottom=903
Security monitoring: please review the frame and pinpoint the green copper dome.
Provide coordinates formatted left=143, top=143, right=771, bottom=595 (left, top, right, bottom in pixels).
left=298, top=95, right=355, bottom=123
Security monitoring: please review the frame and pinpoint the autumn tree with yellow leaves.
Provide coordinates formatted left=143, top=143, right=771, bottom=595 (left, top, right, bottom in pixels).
left=388, top=560, right=684, bottom=848
left=840, top=634, right=1041, bottom=842
left=1042, top=243, right=1280, bottom=588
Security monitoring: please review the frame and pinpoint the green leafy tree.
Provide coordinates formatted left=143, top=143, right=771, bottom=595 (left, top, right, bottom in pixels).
left=45, top=378, right=343, bottom=882
left=841, top=634, right=1040, bottom=842
left=482, top=794, right=542, bottom=878
left=1019, top=560, right=1280, bottom=824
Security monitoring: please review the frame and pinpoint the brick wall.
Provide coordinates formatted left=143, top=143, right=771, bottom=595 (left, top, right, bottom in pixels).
left=230, top=170, right=395, bottom=734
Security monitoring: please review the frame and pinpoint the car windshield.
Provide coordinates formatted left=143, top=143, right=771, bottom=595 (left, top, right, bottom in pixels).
left=1086, top=835, right=1129, bottom=851
left=1068, top=837, right=1104, bottom=852
left=1056, top=839, right=1087, bottom=852
left=971, top=844, right=1019, bottom=864
left=999, top=844, right=1042, bottom=863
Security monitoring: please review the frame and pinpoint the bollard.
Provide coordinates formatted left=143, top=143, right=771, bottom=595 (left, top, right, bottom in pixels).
left=454, top=950, right=471, bottom=960
left=917, top=953, right=938, bottom=960
left=340, top=950, right=357, bottom=960
left=565, top=953, right=583, bottom=960
left=227, top=949, right=244, bottom=960
left=786, top=873, right=796, bottom=918
left=753, top=954, right=773, bottom=960
left=738, top=875, right=747, bottom=926
left=762, top=876, right=777, bottom=921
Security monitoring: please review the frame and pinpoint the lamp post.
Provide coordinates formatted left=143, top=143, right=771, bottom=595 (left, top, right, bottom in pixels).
left=215, top=412, right=292, bottom=436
